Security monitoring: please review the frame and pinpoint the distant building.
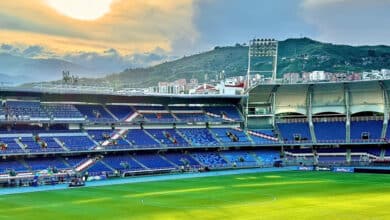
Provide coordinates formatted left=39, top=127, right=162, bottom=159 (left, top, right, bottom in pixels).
left=381, top=69, right=390, bottom=78
left=218, top=77, right=245, bottom=95
left=190, top=84, right=219, bottom=94
left=187, top=78, right=199, bottom=91
left=157, top=79, right=186, bottom=94
left=347, top=73, right=362, bottom=81
left=309, top=71, right=327, bottom=81
left=190, top=78, right=198, bottom=84
left=157, top=82, right=169, bottom=93
left=283, top=73, right=300, bottom=83
left=363, top=70, right=382, bottom=80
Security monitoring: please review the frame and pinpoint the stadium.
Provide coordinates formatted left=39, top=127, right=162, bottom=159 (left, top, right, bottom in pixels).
left=2, top=0, right=390, bottom=218
left=1, top=77, right=390, bottom=219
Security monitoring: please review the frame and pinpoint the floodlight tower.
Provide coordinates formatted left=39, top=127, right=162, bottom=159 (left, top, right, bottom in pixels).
left=246, top=38, right=278, bottom=89
left=244, top=38, right=278, bottom=129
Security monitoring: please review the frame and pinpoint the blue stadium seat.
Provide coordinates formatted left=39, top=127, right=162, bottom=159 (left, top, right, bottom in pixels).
left=0, top=159, right=28, bottom=173
left=249, top=129, right=279, bottom=144
left=221, top=151, right=258, bottom=167
left=63, top=156, right=87, bottom=167
left=147, top=129, right=189, bottom=147
left=203, top=105, right=242, bottom=121
left=253, top=150, right=279, bottom=166
left=163, top=153, right=200, bottom=167
left=74, top=104, right=115, bottom=122
left=318, top=156, right=346, bottom=164
left=350, top=147, right=381, bottom=156
left=6, top=101, right=49, bottom=120
left=56, top=136, right=95, bottom=151
left=87, top=161, right=112, bottom=174
left=102, top=155, right=145, bottom=171
left=39, top=137, right=65, bottom=152
left=277, top=122, right=311, bottom=142
left=179, top=128, right=219, bottom=146
left=314, top=122, right=346, bottom=143
left=125, top=130, right=159, bottom=148
left=24, top=157, right=68, bottom=171
left=192, top=152, right=228, bottom=168
left=174, top=113, right=210, bottom=122
left=43, top=103, right=84, bottom=120
left=142, top=113, right=176, bottom=122
left=88, top=129, right=131, bottom=149
left=106, top=105, right=134, bottom=121
left=0, top=137, right=24, bottom=154
left=132, top=154, right=174, bottom=169
left=351, top=120, right=383, bottom=142
left=19, top=137, right=42, bottom=152
left=211, top=128, right=252, bottom=146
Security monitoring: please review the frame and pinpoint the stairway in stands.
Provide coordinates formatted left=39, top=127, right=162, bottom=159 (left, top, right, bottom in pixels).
left=175, top=129, right=193, bottom=145
left=74, top=156, right=101, bottom=172
left=208, top=128, right=224, bottom=146
left=54, top=137, right=70, bottom=151
left=94, top=109, right=139, bottom=149
left=205, top=112, right=221, bottom=120
left=103, top=105, right=119, bottom=121
left=143, top=130, right=167, bottom=148
left=124, top=112, right=139, bottom=122
left=99, top=129, right=128, bottom=148
left=236, top=128, right=278, bottom=142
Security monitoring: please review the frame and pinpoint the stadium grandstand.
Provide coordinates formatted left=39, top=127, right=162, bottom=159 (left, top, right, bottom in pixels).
left=1, top=79, right=390, bottom=186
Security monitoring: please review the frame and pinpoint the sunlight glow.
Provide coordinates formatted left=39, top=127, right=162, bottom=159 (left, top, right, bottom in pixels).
left=46, top=0, right=113, bottom=21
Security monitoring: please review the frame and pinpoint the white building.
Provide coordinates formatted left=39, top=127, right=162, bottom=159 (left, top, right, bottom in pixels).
left=309, top=71, right=326, bottom=81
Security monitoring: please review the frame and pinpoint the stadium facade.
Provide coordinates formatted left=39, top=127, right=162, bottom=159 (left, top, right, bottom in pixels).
left=0, top=79, right=389, bottom=186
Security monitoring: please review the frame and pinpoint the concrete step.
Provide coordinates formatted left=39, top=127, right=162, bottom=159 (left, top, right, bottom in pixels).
left=54, top=137, right=70, bottom=152
left=103, top=105, right=119, bottom=121
left=129, top=155, right=149, bottom=169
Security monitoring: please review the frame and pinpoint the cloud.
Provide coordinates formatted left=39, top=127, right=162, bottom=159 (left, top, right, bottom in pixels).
left=1, top=44, right=13, bottom=50
left=301, top=0, right=390, bottom=45
left=63, top=49, right=128, bottom=74
left=126, top=52, right=171, bottom=68
left=191, top=0, right=316, bottom=53
left=0, top=46, right=176, bottom=87
left=45, top=0, right=113, bottom=21
left=1, top=0, right=389, bottom=82
left=0, top=0, right=196, bottom=55
left=0, top=41, right=174, bottom=80
left=22, top=45, right=45, bottom=57
left=61, top=46, right=173, bottom=75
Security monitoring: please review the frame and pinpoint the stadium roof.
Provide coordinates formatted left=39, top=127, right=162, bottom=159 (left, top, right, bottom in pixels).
left=0, top=87, right=244, bottom=105
left=247, top=78, right=390, bottom=95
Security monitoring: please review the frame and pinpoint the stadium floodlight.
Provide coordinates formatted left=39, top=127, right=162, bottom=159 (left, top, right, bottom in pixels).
left=246, top=38, right=278, bottom=89
left=244, top=38, right=278, bottom=129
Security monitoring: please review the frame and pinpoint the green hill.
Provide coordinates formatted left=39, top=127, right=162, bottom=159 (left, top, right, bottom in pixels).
left=29, top=38, right=390, bottom=88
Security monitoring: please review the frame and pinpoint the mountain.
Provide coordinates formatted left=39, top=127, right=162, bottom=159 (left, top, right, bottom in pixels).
left=276, top=38, right=390, bottom=74
left=25, top=38, right=390, bottom=88
left=0, top=53, right=97, bottom=85
left=0, top=72, right=30, bottom=86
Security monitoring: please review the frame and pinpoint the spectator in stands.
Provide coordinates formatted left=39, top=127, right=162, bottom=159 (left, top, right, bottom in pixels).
left=103, top=133, right=110, bottom=140
left=34, top=135, right=40, bottom=142
left=0, top=143, right=7, bottom=151
left=41, top=141, right=47, bottom=149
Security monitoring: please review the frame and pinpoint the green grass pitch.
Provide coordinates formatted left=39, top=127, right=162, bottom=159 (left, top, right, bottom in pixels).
left=1, top=171, right=390, bottom=219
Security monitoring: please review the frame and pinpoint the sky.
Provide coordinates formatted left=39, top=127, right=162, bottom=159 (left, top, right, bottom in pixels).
left=0, top=0, right=389, bottom=81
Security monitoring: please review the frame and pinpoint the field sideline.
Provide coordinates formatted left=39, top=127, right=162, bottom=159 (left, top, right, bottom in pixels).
left=1, top=171, right=390, bottom=219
